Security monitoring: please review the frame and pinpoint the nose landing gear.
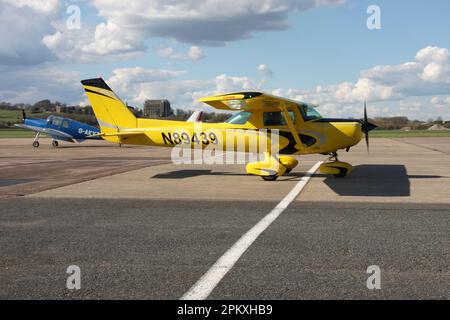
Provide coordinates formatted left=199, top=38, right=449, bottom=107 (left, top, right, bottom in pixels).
left=319, top=152, right=353, bottom=178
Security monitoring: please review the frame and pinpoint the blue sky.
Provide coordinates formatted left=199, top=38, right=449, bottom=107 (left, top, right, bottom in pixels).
left=1, top=0, right=450, bottom=120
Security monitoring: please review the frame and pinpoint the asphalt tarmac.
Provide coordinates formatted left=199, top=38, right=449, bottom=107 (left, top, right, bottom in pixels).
left=0, top=138, right=449, bottom=299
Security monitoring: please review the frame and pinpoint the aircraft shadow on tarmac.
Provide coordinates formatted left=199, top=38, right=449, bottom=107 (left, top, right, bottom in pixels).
left=151, top=165, right=445, bottom=196
left=151, top=169, right=248, bottom=179
left=322, top=164, right=445, bottom=197
left=151, top=169, right=311, bottom=180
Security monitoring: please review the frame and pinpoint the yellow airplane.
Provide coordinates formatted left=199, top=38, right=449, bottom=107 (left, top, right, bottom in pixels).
left=81, top=78, right=376, bottom=181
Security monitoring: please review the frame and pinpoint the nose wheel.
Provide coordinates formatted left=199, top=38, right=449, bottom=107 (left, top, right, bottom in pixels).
left=320, top=152, right=353, bottom=178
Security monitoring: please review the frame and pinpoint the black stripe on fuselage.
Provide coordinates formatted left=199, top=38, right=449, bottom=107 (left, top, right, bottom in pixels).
left=315, top=118, right=362, bottom=124
left=229, top=128, right=316, bottom=154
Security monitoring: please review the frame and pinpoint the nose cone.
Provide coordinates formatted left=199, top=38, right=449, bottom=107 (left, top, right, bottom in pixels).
left=363, top=122, right=377, bottom=133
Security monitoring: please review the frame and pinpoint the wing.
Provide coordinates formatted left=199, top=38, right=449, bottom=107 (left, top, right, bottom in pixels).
left=199, top=92, right=305, bottom=151
left=15, top=124, right=75, bottom=142
left=198, top=92, right=300, bottom=111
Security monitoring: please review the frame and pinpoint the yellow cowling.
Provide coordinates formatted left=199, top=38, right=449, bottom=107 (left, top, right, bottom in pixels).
left=246, top=152, right=286, bottom=177
left=319, top=161, right=353, bottom=177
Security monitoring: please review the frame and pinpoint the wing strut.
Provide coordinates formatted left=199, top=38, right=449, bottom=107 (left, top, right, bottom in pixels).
left=280, top=102, right=304, bottom=152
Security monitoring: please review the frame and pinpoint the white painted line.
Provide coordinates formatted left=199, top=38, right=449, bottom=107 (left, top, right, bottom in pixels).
left=180, top=161, right=323, bottom=300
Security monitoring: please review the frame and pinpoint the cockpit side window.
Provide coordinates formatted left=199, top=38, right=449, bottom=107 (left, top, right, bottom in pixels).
left=52, top=117, right=62, bottom=126
left=225, top=111, right=252, bottom=125
left=298, top=104, right=322, bottom=122
left=263, top=111, right=295, bottom=126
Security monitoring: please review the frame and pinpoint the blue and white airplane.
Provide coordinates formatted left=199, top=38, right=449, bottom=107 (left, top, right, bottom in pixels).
left=15, top=110, right=101, bottom=147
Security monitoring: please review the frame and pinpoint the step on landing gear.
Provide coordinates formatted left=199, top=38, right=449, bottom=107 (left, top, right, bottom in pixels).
left=246, top=152, right=287, bottom=181
left=319, top=152, right=353, bottom=178
left=278, top=156, right=299, bottom=175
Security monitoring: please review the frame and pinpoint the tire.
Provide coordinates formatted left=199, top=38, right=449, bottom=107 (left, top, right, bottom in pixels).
left=52, top=140, right=59, bottom=147
left=333, top=168, right=347, bottom=178
left=284, top=169, right=292, bottom=174
left=32, top=141, right=39, bottom=148
left=261, top=175, right=278, bottom=181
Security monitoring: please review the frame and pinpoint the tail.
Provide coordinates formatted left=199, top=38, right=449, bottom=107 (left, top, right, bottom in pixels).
left=80, top=78, right=137, bottom=134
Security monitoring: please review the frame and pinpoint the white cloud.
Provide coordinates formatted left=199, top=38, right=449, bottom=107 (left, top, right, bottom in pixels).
left=0, top=64, right=80, bottom=103
left=54, top=0, right=343, bottom=59
left=420, top=62, right=447, bottom=82
left=215, top=74, right=261, bottom=93
left=430, top=95, right=450, bottom=109
left=104, top=67, right=203, bottom=106
left=102, top=68, right=265, bottom=109
left=258, top=64, right=274, bottom=78
left=187, top=46, right=205, bottom=60
left=0, top=0, right=59, bottom=13
left=416, top=46, right=450, bottom=64
left=7, top=0, right=344, bottom=63
left=156, top=45, right=205, bottom=61
left=0, top=1, right=58, bottom=65
left=275, top=46, right=450, bottom=109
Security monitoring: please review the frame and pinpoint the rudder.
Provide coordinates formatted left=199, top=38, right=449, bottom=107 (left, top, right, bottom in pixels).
left=81, top=78, right=137, bottom=133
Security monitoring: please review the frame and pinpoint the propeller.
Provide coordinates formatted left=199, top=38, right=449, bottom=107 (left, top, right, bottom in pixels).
left=362, top=101, right=377, bottom=152
left=364, top=101, right=369, bottom=151
left=22, top=109, right=26, bottom=121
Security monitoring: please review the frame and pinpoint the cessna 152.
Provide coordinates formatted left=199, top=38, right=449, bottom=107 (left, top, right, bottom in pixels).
left=81, top=78, right=376, bottom=181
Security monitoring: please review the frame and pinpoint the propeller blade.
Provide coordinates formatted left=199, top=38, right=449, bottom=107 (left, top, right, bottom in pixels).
left=22, top=109, right=26, bottom=120
left=365, top=128, right=369, bottom=151
left=364, top=101, right=369, bottom=152
left=364, top=101, right=368, bottom=123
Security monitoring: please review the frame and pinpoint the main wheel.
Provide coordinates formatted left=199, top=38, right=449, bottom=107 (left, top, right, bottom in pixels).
left=52, top=140, right=59, bottom=147
left=261, top=175, right=278, bottom=181
left=284, top=169, right=292, bottom=174
left=32, top=141, right=39, bottom=148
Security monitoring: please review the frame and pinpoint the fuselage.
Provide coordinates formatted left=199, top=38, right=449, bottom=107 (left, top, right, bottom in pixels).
left=22, top=115, right=100, bottom=142
left=100, top=111, right=364, bottom=155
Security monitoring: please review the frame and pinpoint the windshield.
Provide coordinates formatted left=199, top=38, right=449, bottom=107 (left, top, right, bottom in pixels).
left=299, top=104, right=322, bottom=121
left=225, top=111, right=251, bottom=125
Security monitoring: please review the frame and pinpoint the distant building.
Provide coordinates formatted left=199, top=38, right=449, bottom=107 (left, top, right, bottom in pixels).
left=428, top=124, right=450, bottom=131
left=143, top=99, right=172, bottom=118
